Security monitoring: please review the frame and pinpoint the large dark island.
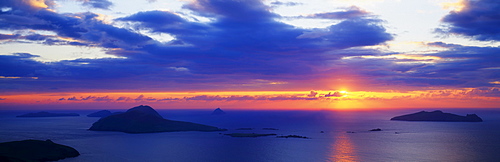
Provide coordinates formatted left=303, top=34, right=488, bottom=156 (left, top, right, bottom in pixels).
left=89, top=105, right=226, bottom=133
left=390, top=110, right=483, bottom=122
left=0, top=139, right=79, bottom=161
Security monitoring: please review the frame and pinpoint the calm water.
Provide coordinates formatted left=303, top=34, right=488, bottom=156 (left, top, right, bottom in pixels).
left=1, top=108, right=499, bottom=162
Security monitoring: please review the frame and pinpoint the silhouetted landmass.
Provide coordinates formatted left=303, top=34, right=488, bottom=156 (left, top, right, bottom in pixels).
left=89, top=105, right=226, bottom=133
left=391, top=110, right=483, bottom=122
left=87, top=110, right=123, bottom=117
left=0, top=139, right=79, bottom=161
left=277, top=135, right=310, bottom=139
left=236, top=128, right=253, bottom=130
left=262, top=128, right=279, bottom=130
left=87, top=110, right=112, bottom=117
left=224, top=133, right=277, bottom=137
left=211, top=108, right=226, bottom=115
left=370, top=128, right=382, bottom=131
left=17, top=111, right=79, bottom=117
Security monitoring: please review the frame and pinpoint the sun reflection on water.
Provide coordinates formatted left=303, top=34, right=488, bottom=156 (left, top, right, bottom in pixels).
left=329, top=132, right=358, bottom=162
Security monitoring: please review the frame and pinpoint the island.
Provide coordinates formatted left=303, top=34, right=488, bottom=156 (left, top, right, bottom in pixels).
left=89, top=105, right=227, bottom=133
left=87, top=110, right=112, bottom=117
left=17, top=111, right=80, bottom=117
left=0, top=139, right=79, bottom=161
left=390, top=110, right=483, bottom=122
left=87, top=110, right=122, bottom=117
left=211, top=108, right=226, bottom=115
left=224, top=133, right=277, bottom=137
left=276, top=135, right=310, bottom=139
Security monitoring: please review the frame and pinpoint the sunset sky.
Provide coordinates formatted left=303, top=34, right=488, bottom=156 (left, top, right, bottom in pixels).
left=0, top=0, right=499, bottom=110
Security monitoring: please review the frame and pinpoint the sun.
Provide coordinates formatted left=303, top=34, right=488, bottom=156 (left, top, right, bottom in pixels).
left=338, top=91, right=348, bottom=97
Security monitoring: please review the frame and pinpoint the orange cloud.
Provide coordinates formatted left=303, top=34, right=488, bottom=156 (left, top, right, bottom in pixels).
left=1, top=88, right=498, bottom=110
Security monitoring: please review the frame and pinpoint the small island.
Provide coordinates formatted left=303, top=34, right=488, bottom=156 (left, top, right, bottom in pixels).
left=0, top=139, right=79, bottom=161
left=87, top=110, right=112, bottom=117
left=276, top=135, right=310, bottom=139
left=390, top=110, right=483, bottom=122
left=211, top=108, right=226, bottom=115
left=17, top=111, right=80, bottom=117
left=89, top=105, right=227, bottom=133
left=224, top=133, right=277, bottom=137
left=87, top=110, right=122, bottom=117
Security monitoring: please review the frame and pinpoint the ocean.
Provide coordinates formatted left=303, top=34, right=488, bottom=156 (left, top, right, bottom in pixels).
left=1, top=108, right=499, bottom=162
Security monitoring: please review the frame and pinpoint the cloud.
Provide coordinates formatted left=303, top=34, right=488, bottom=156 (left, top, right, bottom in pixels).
left=324, top=92, right=344, bottom=97
left=0, top=2, right=152, bottom=49
left=0, top=0, right=430, bottom=93
left=270, top=1, right=302, bottom=7
left=438, top=0, right=500, bottom=41
left=79, top=0, right=113, bottom=10
left=340, top=42, right=500, bottom=89
left=299, top=6, right=368, bottom=20
left=307, top=91, right=318, bottom=97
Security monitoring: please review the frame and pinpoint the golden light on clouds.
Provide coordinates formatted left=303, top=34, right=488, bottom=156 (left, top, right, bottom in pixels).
left=490, top=81, right=500, bottom=85
left=343, top=54, right=442, bottom=64
left=440, top=0, right=466, bottom=12
left=1, top=88, right=499, bottom=110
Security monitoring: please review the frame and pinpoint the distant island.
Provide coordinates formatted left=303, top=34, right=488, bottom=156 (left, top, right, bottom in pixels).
left=17, top=111, right=79, bottom=117
left=276, top=135, right=310, bottom=139
left=390, top=110, right=483, bottom=122
left=89, top=105, right=227, bottom=133
left=87, top=110, right=112, bottom=117
left=211, top=108, right=226, bottom=115
left=0, top=139, right=79, bottom=161
left=87, top=110, right=123, bottom=117
left=224, top=133, right=277, bottom=137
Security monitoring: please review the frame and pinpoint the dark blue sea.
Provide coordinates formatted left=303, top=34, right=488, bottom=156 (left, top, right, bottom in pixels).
left=1, top=108, right=500, bottom=162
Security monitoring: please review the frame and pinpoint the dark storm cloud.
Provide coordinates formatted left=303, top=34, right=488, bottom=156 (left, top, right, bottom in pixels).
left=438, top=0, right=500, bottom=41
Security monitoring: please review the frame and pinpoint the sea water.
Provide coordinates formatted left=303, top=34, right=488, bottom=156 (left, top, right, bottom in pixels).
left=0, top=108, right=499, bottom=162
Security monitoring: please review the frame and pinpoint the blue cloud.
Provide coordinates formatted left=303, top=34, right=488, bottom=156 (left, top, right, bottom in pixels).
left=80, top=0, right=113, bottom=10
left=439, top=0, right=500, bottom=41
left=339, top=43, right=500, bottom=89
left=300, top=6, right=368, bottom=20
left=0, top=0, right=399, bottom=92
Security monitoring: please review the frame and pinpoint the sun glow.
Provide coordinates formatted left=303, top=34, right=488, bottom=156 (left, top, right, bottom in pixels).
left=1, top=88, right=499, bottom=110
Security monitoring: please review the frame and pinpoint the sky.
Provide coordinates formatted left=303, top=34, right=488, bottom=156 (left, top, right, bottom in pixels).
left=0, top=0, right=499, bottom=110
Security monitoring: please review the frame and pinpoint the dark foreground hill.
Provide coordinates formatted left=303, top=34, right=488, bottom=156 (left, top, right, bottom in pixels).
left=391, top=110, right=483, bottom=122
left=0, top=139, right=79, bottom=161
left=89, top=105, right=226, bottom=133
